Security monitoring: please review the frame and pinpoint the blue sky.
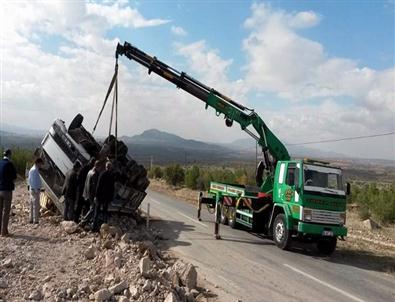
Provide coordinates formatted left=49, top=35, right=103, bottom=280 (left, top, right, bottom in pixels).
left=119, top=0, right=395, bottom=70
left=2, top=0, right=394, bottom=159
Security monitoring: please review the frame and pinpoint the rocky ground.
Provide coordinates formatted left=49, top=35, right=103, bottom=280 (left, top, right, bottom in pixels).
left=0, top=183, right=215, bottom=302
left=149, top=179, right=395, bottom=274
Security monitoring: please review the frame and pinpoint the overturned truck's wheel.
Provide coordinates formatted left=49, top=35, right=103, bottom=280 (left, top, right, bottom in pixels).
left=273, top=214, right=291, bottom=250
left=317, top=237, right=337, bottom=255
left=220, top=204, right=228, bottom=225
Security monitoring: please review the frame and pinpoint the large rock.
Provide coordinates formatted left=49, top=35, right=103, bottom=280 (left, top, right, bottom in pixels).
left=0, top=280, right=7, bottom=289
left=61, top=221, right=78, bottom=234
left=129, top=286, right=139, bottom=300
left=29, top=290, right=44, bottom=301
left=164, top=292, right=179, bottom=302
left=94, top=288, right=112, bottom=302
left=182, top=263, right=197, bottom=289
left=1, top=258, right=13, bottom=268
left=139, top=256, right=151, bottom=276
left=142, top=280, right=152, bottom=292
left=109, top=280, right=128, bottom=295
left=138, top=241, right=159, bottom=259
left=85, top=245, right=96, bottom=260
left=363, top=218, right=380, bottom=230
left=172, top=261, right=198, bottom=289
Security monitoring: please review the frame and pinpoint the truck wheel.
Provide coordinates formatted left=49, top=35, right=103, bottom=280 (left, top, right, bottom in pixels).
left=273, top=214, right=291, bottom=250
left=220, top=204, right=228, bottom=225
left=228, top=207, right=237, bottom=229
left=317, top=237, right=337, bottom=255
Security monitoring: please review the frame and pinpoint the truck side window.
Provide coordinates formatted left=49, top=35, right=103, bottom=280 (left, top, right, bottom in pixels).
left=286, top=165, right=299, bottom=187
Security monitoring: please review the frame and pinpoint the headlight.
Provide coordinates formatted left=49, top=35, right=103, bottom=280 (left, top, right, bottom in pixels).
left=303, top=208, right=312, bottom=221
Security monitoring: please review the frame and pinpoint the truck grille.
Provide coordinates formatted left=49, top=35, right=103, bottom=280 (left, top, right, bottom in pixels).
left=311, top=209, right=341, bottom=225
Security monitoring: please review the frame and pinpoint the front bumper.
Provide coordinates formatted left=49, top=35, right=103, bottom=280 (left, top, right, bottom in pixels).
left=298, top=221, right=347, bottom=237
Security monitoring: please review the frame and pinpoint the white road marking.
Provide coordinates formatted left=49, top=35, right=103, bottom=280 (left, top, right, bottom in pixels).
left=177, top=211, right=208, bottom=228
left=283, top=264, right=366, bottom=302
left=149, top=197, right=161, bottom=205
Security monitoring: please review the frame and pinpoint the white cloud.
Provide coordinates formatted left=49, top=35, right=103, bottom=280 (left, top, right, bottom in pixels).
left=171, top=25, right=187, bottom=36
left=86, top=2, right=170, bottom=28
left=243, top=3, right=395, bottom=139
left=1, top=1, right=394, bottom=159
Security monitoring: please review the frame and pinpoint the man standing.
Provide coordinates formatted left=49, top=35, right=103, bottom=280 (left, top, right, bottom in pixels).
left=80, top=160, right=102, bottom=226
left=92, top=161, right=115, bottom=232
left=74, top=158, right=95, bottom=222
left=0, top=149, right=17, bottom=236
left=62, top=161, right=81, bottom=221
left=28, top=158, right=44, bottom=224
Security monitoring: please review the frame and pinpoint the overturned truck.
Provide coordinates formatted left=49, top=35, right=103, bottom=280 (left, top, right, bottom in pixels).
left=37, top=114, right=149, bottom=215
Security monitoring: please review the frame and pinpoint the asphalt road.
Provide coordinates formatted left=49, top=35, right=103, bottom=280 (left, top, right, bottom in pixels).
left=142, top=190, right=395, bottom=302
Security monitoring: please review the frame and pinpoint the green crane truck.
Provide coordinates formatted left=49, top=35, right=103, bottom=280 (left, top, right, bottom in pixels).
left=115, top=41, right=350, bottom=255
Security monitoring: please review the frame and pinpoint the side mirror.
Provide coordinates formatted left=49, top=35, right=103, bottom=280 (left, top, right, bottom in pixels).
left=295, top=183, right=301, bottom=193
left=346, top=182, right=351, bottom=195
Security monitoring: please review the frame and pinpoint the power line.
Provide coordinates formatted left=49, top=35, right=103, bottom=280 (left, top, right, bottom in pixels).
left=286, top=132, right=395, bottom=146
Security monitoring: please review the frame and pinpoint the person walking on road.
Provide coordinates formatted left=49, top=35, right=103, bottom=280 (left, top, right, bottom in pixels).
left=0, top=149, right=17, bottom=237
left=27, top=158, right=44, bottom=224
left=80, top=160, right=102, bottom=226
left=92, top=161, right=115, bottom=232
left=74, top=158, right=95, bottom=222
left=62, top=161, right=81, bottom=221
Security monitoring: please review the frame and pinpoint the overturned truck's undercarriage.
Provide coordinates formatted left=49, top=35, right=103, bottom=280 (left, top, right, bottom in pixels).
left=38, top=114, right=149, bottom=215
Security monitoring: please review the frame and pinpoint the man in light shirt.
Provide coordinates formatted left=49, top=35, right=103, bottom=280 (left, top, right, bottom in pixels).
left=28, top=158, right=44, bottom=224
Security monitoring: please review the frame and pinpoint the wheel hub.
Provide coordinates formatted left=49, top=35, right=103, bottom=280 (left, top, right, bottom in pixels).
left=275, top=221, right=284, bottom=242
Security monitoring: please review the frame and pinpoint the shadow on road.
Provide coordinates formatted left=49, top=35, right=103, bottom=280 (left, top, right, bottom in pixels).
left=328, top=248, right=395, bottom=274
left=149, top=218, right=193, bottom=250
left=285, top=241, right=395, bottom=274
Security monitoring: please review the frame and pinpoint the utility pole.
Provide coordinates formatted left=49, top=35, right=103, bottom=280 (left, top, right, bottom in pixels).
left=150, top=155, right=153, bottom=170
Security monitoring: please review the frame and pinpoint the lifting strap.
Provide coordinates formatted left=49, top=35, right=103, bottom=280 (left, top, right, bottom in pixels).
left=92, top=59, right=119, bottom=158
left=92, top=59, right=119, bottom=134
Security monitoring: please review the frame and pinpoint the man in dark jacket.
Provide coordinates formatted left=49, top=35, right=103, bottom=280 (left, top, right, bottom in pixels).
left=74, top=158, right=95, bottom=222
left=0, top=149, right=17, bottom=236
left=79, top=160, right=102, bottom=227
left=92, top=161, right=115, bottom=232
left=62, top=161, right=81, bottom=221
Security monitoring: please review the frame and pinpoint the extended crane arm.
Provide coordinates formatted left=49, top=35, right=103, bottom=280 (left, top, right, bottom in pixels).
left=116, top=41, right=290, bottom=172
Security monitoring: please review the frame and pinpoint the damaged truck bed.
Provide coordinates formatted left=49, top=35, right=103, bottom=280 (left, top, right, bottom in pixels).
left=37, top=114, right=149, bottom=215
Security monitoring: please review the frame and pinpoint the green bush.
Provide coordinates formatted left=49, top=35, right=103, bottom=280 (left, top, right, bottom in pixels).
left=350, top=182, right=395, bottom=224
left=164, top=164, right=185, bottom=186
left=185, top=166, right=200, bottom=189
left=152, top=166, right=163, bottom=179
left=1, top=148, right=34, bottom=176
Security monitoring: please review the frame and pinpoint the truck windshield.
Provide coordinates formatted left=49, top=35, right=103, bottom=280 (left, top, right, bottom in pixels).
left=304, top=164, right=344, bottom=195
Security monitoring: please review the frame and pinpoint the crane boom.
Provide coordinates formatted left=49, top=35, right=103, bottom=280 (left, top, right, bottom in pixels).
left=116, top=41, right=290, bottom=174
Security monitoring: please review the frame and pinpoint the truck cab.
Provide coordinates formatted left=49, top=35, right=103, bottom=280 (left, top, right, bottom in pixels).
left=272, top=159, right=348, bottom=253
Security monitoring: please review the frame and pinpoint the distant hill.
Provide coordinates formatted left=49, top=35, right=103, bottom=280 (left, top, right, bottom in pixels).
left=0, top=131, right=42, bottom=150
left=122, top=129, right=226, bottom=151
left=221, top=137, right=346, bottom=159
left=121, top=129, right=239, bottom=165
left=1, top=125, right=394, bottom=181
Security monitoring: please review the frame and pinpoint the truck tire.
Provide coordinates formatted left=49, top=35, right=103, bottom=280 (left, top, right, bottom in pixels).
left=228, top=207, right=237, bottom=229
left=317, top=237, right=337, bottom=255
left=273, top=214, right=291, bottom=250
left=220, top=204, right=228, bottom=225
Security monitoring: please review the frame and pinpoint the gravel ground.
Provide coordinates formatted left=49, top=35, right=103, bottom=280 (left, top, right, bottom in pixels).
left=0, top=183, right=214, bottom=302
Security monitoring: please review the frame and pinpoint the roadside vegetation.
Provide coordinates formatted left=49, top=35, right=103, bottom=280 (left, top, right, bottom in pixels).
left=149, top=164, right=256, bottom=190
left=0, top=147, right=34, bottom=176
left=349, top=182, right=395, bottom=224
left=149, top=164, right=395, bottom=225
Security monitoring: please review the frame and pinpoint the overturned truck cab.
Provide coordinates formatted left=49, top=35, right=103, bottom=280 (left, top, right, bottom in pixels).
left=37, top=114, right=149, bottom=215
